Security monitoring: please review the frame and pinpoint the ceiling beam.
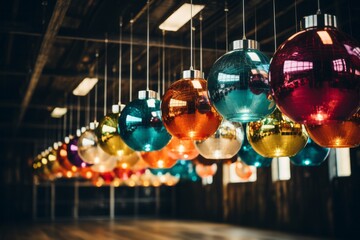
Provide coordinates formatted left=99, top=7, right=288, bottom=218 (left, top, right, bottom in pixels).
left=3, top=28, right=223, bottom=53
left=14, top=0, right=71, bottom=134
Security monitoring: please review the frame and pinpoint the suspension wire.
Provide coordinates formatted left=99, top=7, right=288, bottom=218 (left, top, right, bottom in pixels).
left=129, top=18, right=134, bottom=101
left=199, top=12, right=203, bottom=73
left=294, top=0, right=298, bottom=32
left=168, top=53, right=171, bottom=88
left=317, top=0, right=321, bottom=14
left=41, top=0, right=48, bottom=32
left=57, top=118, right=61, bottom=142
left=94, top=51, right=99, bottom=122
left=146, top=0, right=150, bottom=90
left=255, top=5, right=257, bottom=41
left=157, top=47, right=161, bottom=94
left=162, top=30, right=166, bottom=95
left=104, top=34, right=108, bottom=115
left=193, top=26, right=196, bottom=69
left=44, top=120, right=48, bottom=149
left=190, top=0, right=194, bottom=70
left=86, top=93, right=90, bottom=125
left=77, top=97, right=80, bottom=130
left=224, top=1, right=229, bottom=52
left=63, top=93, right=67, bottom=137
left=118, top=17, right=123, bottom=104
left=347, top=0, right=353, bottom=36
left=273, top=0, right=277, bottom=52
left=69, top=96, right=73, bottom=134
left=242, top=0, right=246, bottom=39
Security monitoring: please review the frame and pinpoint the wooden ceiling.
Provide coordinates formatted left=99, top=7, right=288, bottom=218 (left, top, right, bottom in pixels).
left=0, top=0, right=359, bottom=161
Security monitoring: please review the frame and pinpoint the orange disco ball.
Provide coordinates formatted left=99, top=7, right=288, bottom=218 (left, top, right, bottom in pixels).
left=141, top=148, right=178, bottom=169
left=305, top=110, right=360, bottom=148
left=166, top=137, right=199, bottom=160
left=161, top=70, right=222, bottom=140
left=195, top=163, right=218, bottom=178
left=234, top=160, right=253, bottom=180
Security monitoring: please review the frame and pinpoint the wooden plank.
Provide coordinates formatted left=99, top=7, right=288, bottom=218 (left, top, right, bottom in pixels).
left=0, top=219, right=325, bottom=240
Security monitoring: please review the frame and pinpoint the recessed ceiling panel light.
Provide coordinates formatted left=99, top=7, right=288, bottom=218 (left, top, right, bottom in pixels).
left=159, top=3, right=205, bottom=31
left=72, top=77, right=98, bottom=96
left=51, top=107, right=67, bottom=118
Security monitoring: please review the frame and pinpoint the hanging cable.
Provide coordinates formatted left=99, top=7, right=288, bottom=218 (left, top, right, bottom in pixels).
left=118, top=17, right=123, bottom=104
left=168, top=54, right=171, bottom=88
left=347, top=0, right=353, bottom=36
left=86, top=93, right=90, bottom=126
left=44, top=120, right=48, bottom=150
left=77, top=97, right=80, bottom=130
left=199, top=12, right=203, bottom=73
left=162, top=30, right=166, bottom=95
left=104, top=34, right=108, bottom=116
left=157, top=47, right=161, bottom=94
left=129, top=18, right=134, bottom=101
left=224, top=1, right=229, bottom=52
left=273, top=0, right=277, bottom=52
left=146, top=0, right=150, bottom=90
left=242, top=0, right=246, bottom=39
left=41, top=0, right=48, bottom=32
left=69, top=96, right=73, bottom=135
left=294, top=0, right=298, bottom=32
left=63, top=93, right=67, bottom=138
left=255, top=6, right=257, bottom=41
left=57, top=118, right=61, bottom=142
left=193, top=25, right=196, bottom=69
left=190, top=0, right=194, bottom=70
left=94, top=51, right=99, bottom=122
left=317, top=0, right=321, bottom=14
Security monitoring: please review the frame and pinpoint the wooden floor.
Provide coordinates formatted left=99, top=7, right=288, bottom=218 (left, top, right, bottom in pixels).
left=0, top=219, right=327, bottom=240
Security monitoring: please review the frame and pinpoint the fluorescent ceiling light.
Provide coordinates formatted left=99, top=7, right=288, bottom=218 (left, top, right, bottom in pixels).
left=51, top=107, right=67, bottom=118
left=72, top=77, right=98, bottom=96
left=159, top=3, right=205, bottom=31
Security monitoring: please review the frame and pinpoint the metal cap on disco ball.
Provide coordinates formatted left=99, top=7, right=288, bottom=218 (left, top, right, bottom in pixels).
left=301, top=13, right=337, bottom=29
left=207, top=39, right=276, bottom=123
left=231, top=39, right=259, bottom=50
left=182, top=69, right=204, bottom=79
left=270, top=13, right=360, bottom=125
left=118, top=90, right=171, bottom=152
left=161, top=69, right=222, bottom=140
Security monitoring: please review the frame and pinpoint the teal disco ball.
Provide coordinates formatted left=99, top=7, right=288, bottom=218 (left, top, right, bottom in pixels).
left=118, top=90, right=171, bottom=152
left=290, top=138, right=330, bottom=166
left=238, top=133, right=272, bottom=167
left=149, top=160, right=200, bottom=182
left=207, top=39, right=275, bottom=122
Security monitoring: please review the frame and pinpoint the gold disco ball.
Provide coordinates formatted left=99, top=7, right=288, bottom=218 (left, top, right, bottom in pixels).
left=96, top=106, right=135, bottom=158
left=246, top=108, right=308, bottom=158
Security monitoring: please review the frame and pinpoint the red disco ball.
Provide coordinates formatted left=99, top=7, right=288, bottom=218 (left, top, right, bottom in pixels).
left=270, top=13, right=360, bottom=124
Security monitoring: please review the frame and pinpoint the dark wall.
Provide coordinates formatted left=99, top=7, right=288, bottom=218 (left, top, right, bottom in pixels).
left=174, top=147, right=360, bottom=239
